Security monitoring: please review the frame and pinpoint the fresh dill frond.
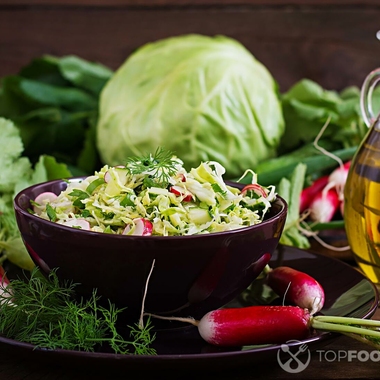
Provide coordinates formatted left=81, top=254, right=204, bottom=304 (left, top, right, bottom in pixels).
left=0, top=268, right=156, bottom=355
left=125, top=148, right=180, bottom=187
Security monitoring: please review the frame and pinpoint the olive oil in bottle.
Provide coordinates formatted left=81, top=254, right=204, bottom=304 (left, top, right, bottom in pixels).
left=344, top=123, right=380, bottom=284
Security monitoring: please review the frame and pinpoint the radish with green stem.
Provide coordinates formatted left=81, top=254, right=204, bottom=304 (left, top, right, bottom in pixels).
left=266, top=266, right=325, bottom=315
left=324, top=160, right=351, bottom=201
left=145, top=305, right=380, bottom=348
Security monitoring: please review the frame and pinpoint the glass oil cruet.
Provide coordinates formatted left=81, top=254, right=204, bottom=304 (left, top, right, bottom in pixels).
left=344, top=68, right=380, bottom=285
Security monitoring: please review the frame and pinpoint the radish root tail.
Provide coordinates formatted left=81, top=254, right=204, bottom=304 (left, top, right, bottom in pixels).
left=139, top=259, right=156, bottom=329
left=143, top=312, right=200, bottom=327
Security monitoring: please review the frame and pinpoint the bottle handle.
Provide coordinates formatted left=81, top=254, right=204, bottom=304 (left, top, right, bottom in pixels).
left=360, top=68, right=380, bottom=127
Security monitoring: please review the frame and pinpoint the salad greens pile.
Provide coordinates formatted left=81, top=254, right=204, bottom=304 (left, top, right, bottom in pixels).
left=254, top=79, right=380, bottom=187
left=279, top=79, right=371, bottom=154
left=34, top=149, right=276, bottom=236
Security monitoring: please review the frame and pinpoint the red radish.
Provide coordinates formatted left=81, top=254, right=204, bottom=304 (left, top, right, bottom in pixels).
left=241, top=184, right=267, bottom=198
left=146, top=304, right=380, bottom=348
left=146, top=306, right=310, bottom=346
left=266, top=266, right=325, bottom=315
left=178, top=173, right=186, bottom=182
left=61, top=218, right=91, bottom=230
left=0, top=266, right=10, bottom=287
left=33, top=192, right=58, bottom=214
left=169, top=186, right=194, bottom=202
left=123, top=218, right=153, bottom=236
left=308, top=187, right=340, bottom=223
left=324, top=160, right=351, bottom=200
left=299, top=175, right=329, bottom=213
left=300, top=161, right=350, bottom=220
left=0, top=266, right=11, bottom=305
left=197, top=306, right=310, bottom=346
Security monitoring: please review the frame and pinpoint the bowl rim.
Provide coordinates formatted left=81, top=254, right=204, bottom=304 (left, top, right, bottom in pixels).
left=14, top=177, right=288, bottom=240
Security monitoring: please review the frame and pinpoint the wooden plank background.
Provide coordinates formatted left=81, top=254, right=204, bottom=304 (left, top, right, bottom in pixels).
left=0, top=0, right=380, bottom=91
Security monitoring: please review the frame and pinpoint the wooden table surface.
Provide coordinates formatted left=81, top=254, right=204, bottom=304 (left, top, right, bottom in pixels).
left=1, top=1, right=380, bottom=92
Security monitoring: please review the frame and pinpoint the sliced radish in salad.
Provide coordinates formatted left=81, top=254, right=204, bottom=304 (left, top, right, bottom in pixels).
left=60, top=218, right=91, bottom=230
left=104, top=171, right=111, bottom=183
left=104, top=166, right=126, bottom=183
left=241, top=184, right=267, bottom=198
left=123, top=218, right=153, bottom=236
left=33, top=192, right=58, bottom=214
left=169, top=186, right=194, bottom=202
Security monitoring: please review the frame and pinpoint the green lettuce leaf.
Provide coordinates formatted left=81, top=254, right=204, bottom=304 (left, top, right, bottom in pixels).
left=0, top=55, right=113, bottom=175
left=279, top=78, right=375, bottom=155
left=0, top=117, right=72, bottom=271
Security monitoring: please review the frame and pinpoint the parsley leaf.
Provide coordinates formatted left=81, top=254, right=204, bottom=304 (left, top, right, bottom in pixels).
left=46, top=204, right=57, bottom=222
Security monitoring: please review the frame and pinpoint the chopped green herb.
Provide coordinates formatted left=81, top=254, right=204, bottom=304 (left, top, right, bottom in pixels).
left=81, top=209, right=91, bottom=218
left=69, top=189, right=89, bottom=198
left=46, top=204, right=57, bottom=222
left=102, top=211, right=115, bottom=220
left=104, top=226, right=114, bottom=234
left=211, top=183, right=226, bottom=195
left=86, top=178, right=105, bottom=194
left=0, top=268, right=156, bottom=354
left=69, top=189, right=89, bottom=209
left=126, top=148, right=180, bottom=186
left=120, top=194, right=135, bottom=207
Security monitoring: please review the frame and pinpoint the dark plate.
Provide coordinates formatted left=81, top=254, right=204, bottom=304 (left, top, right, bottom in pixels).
left=0, top=245, right=378, bottom=371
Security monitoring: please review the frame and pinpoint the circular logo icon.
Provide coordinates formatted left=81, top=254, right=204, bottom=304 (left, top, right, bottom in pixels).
left=277, top=340, right=311, bottom=373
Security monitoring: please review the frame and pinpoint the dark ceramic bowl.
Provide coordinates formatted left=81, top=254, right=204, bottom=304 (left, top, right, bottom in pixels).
left=14, top=178, right=287, bottom=324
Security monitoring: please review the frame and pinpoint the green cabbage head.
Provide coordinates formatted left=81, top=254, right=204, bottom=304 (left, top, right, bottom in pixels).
left=96, top=34, right=284, bottom=178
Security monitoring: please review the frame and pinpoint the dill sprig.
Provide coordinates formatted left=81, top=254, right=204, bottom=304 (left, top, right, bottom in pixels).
left=125, top=148, right=180, bottom=187
left=0, top=268, right=156, bottom=355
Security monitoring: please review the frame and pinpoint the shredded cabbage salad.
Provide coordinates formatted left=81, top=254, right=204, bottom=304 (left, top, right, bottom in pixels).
left=32, top=151, right=277, bottom=236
